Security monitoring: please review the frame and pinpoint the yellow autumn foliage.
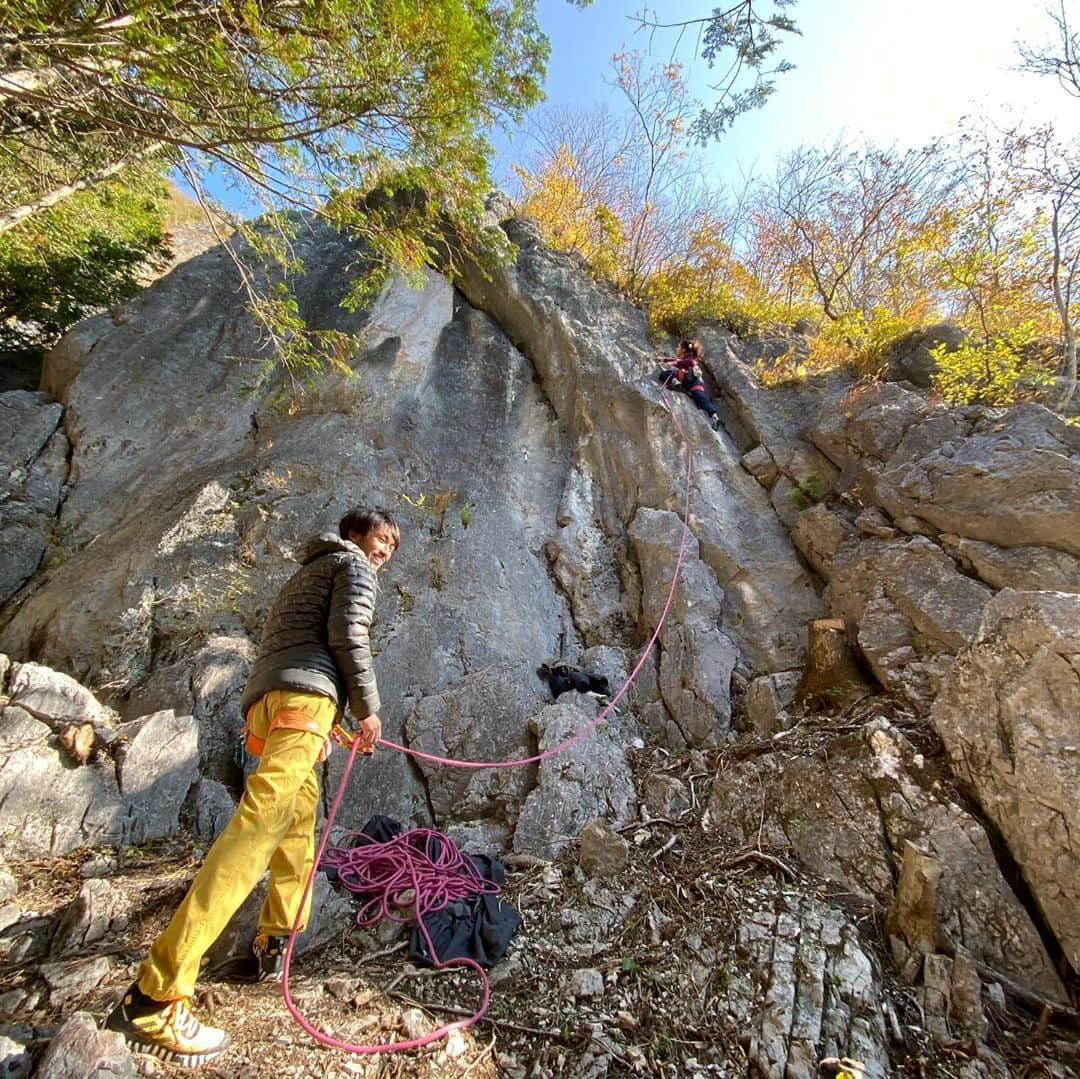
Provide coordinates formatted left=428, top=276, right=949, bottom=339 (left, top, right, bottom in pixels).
left=512, top=129, right=1069, bottom=408
left=513, top=146, right=624, bottom=285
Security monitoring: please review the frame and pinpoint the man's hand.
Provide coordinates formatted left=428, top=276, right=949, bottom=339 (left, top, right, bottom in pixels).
left=356, top=713, right=381, bottom=752
left=331, top=713, right=382, bottom=754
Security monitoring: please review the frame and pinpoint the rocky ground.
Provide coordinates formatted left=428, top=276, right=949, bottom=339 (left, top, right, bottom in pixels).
left=3, top=701, right=1077, bottom=1078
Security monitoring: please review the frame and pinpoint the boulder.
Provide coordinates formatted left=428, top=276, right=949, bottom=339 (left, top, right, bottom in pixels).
left=0, top=665, right=199, bottom=857
left=940, top=536, right=1080, bottom=593
left=38, top=956, right=112, bottom=1009
left=874, top=404, right=1080, bottom=555
left=715, top=891, right=891, bottom=1079
left=740, top=445, right=779, bottom=487
left=824, top=536, right=992, bottom=710
left=578, top=819, right=629, bottom=878
left=932, top=590, right=1080, bottom=972
left=512, top=699, right=635, bottom=860
left=116, top=710, right=200, bottom=843
left=34, top=1011, right=134, bottom=1078
left=809, top=382, right=932, bottom=474
left=0, top=1035, right=31, bottom=1079
left=790, top=503, right=853, bottom=580
left=0, top=863, right=16, bottom=903
left=744, top=670, right=801, bottom=736
left=50, top=878, right=131, bottom=956
left=641, top=774, right=691, bottom=819
left=882, top=323, right=966, bottom=387
left=6, top=659, right=117, bottom=730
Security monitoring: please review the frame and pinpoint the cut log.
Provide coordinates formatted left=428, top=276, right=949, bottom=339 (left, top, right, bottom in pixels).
left=794, top=618, right=872, bottom=708
left=57, top=722, right=96, bottom=765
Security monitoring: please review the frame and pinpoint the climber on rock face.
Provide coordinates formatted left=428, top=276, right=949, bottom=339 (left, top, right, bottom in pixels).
left=105, top=507, right=400, bottom=1068
left=655, top=338, right=723, bottom=432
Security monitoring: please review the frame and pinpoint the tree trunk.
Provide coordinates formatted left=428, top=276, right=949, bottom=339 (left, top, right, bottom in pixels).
left=1051, top=204, right=1078, bottom=411
left=794, top=618, right=871, bottom=708
left=0, top=143, right=164, bottom=235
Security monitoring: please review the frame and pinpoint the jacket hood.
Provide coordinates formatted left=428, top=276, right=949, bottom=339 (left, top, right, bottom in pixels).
left=297, top=533, right=366, bottom=565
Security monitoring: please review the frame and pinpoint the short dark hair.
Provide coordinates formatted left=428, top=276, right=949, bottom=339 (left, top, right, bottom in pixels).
left=678, top=338, right=701, bottom=358
left=339, top=507, right=400, bottom=547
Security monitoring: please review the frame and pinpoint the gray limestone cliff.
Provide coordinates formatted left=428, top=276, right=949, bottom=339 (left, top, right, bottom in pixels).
left=1, top=210, right=1078, bottom=1077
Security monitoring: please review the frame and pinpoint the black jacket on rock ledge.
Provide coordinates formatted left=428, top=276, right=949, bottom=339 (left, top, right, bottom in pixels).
left=239, top=534, right=381, bottom=720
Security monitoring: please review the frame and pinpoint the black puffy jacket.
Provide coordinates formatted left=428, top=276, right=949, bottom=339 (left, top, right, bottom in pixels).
left=240, top=534, right=381, bottom=719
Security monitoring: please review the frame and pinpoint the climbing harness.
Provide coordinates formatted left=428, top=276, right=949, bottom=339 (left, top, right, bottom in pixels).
left=278, top=384, right=697, bottom=1055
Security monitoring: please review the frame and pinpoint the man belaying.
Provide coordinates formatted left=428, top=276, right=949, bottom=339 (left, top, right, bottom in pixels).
left=655, top=338, right=723, bottom=431
left=105, top=507, right=400, bottom=1067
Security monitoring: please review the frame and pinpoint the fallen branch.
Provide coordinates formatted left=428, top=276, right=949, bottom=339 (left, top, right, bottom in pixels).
left=617, top=816, right=689, bottom=833
left=651, top=835, right=678, bottom=860
left=719, top=849, right=798, bottom=881
left=937, top=935, right=1080, bottom=1030
left=503, top=854, right=551, bottom=869
left=387, top=995, right=562, bottom=1038
left=459, top=1034, right=497, bottom=1076
left=382, top=964, right=445, bottom=995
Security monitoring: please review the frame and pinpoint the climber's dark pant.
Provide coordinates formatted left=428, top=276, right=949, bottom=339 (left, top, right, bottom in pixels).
left=657, top=370, right=717, bottom=419
left=657, top=370, right=718, bottom=420
left=685, top=388, right=718, bottom=419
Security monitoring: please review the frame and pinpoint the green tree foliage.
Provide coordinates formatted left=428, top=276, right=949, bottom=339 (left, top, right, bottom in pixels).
left=643, top=218, right=816, bottom=339
left=931, top=326, right=1054, bottom=407
left=632, top=1, right=798, bottom=140
left=1, top=0, right=552, bottom=386
left=0, top=166, right=172, bottom=363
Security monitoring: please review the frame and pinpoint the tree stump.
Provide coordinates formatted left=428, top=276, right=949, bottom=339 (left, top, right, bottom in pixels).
left=794, top=618, right=872, bottom=709
left=57, top=722, right=96, bottom=765
left=885, top=840, right=943, bottom=983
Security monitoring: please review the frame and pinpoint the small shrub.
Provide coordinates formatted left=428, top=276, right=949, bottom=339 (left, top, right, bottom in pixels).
left=930, top=323, right=1054, bottom=405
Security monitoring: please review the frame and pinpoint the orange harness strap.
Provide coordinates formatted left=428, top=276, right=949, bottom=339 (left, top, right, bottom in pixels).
left=244, top=706, right=334, bottom=763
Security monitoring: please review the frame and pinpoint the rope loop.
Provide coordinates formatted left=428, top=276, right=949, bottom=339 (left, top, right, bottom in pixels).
left=322, top=828, right=500, bottom=927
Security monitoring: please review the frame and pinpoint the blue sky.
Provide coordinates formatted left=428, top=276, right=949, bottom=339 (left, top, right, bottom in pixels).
left=495, top=0, right=1080, bottom=192
left=183, top=2, right=1078, bottom=216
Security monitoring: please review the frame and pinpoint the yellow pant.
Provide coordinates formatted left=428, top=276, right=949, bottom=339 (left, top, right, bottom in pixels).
left=139, top=689, right=338, bottom=1001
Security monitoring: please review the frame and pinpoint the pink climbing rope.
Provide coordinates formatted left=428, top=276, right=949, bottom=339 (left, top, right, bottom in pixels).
left=321, top=828, right=500, bottom=929
left=281, top=740, right=490, bottom=1054
left=280, top=385, right=697, bottom=1056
